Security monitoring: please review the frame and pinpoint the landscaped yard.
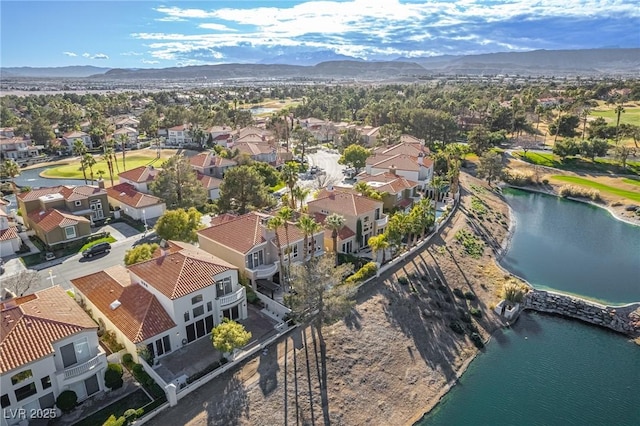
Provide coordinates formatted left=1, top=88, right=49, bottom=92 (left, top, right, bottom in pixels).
left=590, top=105, right=640, bottom=126
left=550, top=175, right=640, bottom=203
left=517, top=151, right=640, bottom=175
left=40, top=152, right=175, bottom=180
left=72, top=388, right=151, bottom=426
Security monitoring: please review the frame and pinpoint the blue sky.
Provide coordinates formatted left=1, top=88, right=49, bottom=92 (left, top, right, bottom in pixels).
left=1, top=0, right=639, bottom=68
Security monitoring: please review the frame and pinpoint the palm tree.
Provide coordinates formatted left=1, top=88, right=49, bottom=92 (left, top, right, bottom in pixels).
left=614, top=104, right=625, bottom=143
left=83, top=153, right=97, bottom=185
left=368, top=233, right=389, bottom=264
left=297, top=214, right=322, bottom=263
left=117, top=134, right=128, bottom=172
left=281, top=162, right=299, bottom=209
left=291, top=185, right=310, bottom=212
left=73, top=138, right=87, bottom=158
left=581, top=108, right=591, bottom=140
left=277, top=207, right=294, bottom=282
left=78, top=153, right=89, bottom=184
left=1, top=160, right=20, bottom=193
left=266, top=216, right=285, bottom=284
left=553, top=103, right=568, bottom=145
left=102, top=141, right=116, bottom=186
left=325, top=213, right=345, bottom=266
left=430, top=175, right=447, bottom=204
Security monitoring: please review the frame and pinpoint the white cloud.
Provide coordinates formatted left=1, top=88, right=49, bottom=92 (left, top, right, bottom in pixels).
left=62, top=51, right=77, bottom=57
left=121, top=51, right=143, bottom=56
left=81, top=52, right=109, bottom=60
left=141, top=59, right=159, bottom=64
left=140, top=0, right=639, bottom=62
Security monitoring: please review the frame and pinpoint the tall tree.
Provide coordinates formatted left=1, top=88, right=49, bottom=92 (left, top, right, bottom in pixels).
left=297, top=214, right=322, bottom=263
left=102, top=140, right=116, bottom=186
left=477, top=151, right=504, bottom=185
left=0, top=160, right=20, bottom=193
left=211, top=319, right=252, bottom=357
left=266, top=216, right=285, bottom=281
left=116, top=134, right=129, bottom=172
left=278, top=206, right=294, bottom=283
left=281, top=162, right=300, bottom=209
left=338, top=144, right=371, bottom=175
left=82, top=153, right=97, bottom=185
left=368, top=233, right=389, bottom=264
left=124, top=243, right=159, bottom=265
left=292, top=127, right=314, bottom=163
left=154, top=208, right=203, bottom=243
left=150, top=154, right=208, bottom=208
left=2, top=271, right=41, bottom=297
left=614, top=104, right=625, bottom=144
left=216, top=165, right=272, bottom=214
left=325, top=213, right=345, bottom=266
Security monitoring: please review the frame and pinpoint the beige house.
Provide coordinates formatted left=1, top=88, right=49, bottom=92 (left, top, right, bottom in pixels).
left=197, top=212, right=324, bottom=288
left=62, top=131, right=92, bottom=150
left=106, top=183, right=166, bottom=221
left=0, top=137, right=40, bottom=161
left=365, top=141, right=434, bottom=189
left=357, top=171, right=420, bottom=212
left=307, top=188, right=386, bottom=253
left=189, top=151, right=237, bottom=179
left=117, top=166, right=159, bottom=194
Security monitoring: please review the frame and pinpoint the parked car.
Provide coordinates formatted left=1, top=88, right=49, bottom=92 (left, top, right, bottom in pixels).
left=82, top=242, right=111, bottom=258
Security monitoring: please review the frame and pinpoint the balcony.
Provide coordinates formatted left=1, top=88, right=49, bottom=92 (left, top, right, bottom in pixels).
left=59, top=350, right=107, bottom=382
left=218, top=286, right=245, bottom=308
left=246, top=262, right=279, bottom=280
left=375, top=214, right=388, bottom=228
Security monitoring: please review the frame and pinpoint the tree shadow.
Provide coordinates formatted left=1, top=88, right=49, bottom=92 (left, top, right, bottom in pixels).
left=204, top=376, right=249, bottom=426
left=257, top=342, right=279, bottom=396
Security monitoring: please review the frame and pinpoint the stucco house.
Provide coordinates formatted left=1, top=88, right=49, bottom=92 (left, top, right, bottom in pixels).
left=189, top=152, right=237, bottom=179
left=117, top=166, right=159, bottom=194
left=0, top=137, right=41, bottom=162
left=166, top=125, right=192, bottom=147
left=62, top=131, right=92, bottom=150
left=0, top=202, right=20, bottom=257
left=365, top=141, right=433, bottom=189
left=197, top=212, right=324, bottom=288
left=234, top=142, right=278, bottom=165
left=17, top=186, right=109, bottom=247
left=106, top=183, right=166, bottom=222
left=112, top=127, right=139, bottom=146
left=71, top=241, right=247, bottom=363
left=0, top=286, right=108, bottom=426
left=357, top=171, right=420, bottom=212
left=307, top=188, right=386, bottom=253
left=196, top=173, right=222, bottom=201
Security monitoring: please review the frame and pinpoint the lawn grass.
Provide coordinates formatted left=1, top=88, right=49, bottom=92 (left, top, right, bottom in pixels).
left=517, top=151, right=640, bottom=175
left=73, top=388, right=151, bottom=426
left=41, top=154, right=171, bottom=180
left=551, top=175, right=640, bottom=203
left=622, top=178, right=640, bottom=187
left=79, top=236, right=116, bottom=252
left=590, top=106, right=640, bottom=126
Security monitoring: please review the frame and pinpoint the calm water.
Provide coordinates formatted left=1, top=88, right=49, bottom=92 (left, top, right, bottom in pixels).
left=421, top=312, right=640, bottom=426
left=419, top=189, right=640, bottom=425
left=500, top=189, right=640, bottom=304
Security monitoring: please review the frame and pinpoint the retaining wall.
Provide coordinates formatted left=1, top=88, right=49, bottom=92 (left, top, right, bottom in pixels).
left=523, top=289, right=640, bottom=337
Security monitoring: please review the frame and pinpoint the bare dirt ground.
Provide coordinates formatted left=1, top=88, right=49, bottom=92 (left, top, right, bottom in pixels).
left=149, top=172, right=517, bottom=426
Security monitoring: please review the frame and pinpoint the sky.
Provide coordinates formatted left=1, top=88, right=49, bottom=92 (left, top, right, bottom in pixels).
left=1, top=0, right=639, bottom=68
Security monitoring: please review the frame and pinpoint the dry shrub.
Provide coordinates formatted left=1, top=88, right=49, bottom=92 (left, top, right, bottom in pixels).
left=558, top=185, right=601, bottom=201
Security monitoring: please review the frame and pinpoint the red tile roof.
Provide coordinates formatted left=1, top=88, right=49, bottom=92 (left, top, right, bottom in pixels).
left=128, top=241, right=237, bottom=299
left=309, top=190, right=382, bottom=217
left=235, top=142, right=274, bottom=156
left=359, top=173, right=418, bottom=194
left=107, top=183, right=164, bottom=208
left=27, top=209, right=89, bottom=233
left=313, top=212, right=356, bottom=241
left=367, top=153, right=433, bottom=172
left=196, top=172, right=222, bottom=190
left=71, top=266, right=176, bottom=344
left=190, top=152, right=236, bottom=168
left=0, top=286, right=98, bottom=374
left=17, top=185, right=106, bottom=202
left=117, top=166, right=159, bottom=183
left=0, top=226, right=19, bottom=242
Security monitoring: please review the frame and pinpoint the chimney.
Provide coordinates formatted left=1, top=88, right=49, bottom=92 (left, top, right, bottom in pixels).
left=97, top=178, right=105, bottom=189
left=417, top=155, right=423, bottom=166
left=389, top=165, right=397, bottom=176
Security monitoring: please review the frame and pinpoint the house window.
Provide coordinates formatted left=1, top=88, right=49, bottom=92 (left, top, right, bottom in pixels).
left=184, top=312, right=190, bottom=322
left=74, top=200, right=82, bottom=207
left=14, top=383, right=37, bottom=402
left=342, top=241, right=353, bottom=254
left=207, top=301, right=212, bottom=312
left=64, top=226, right=76, bottom=239
left=41, top=376, right=52, bottom=389
left=39, top=393, right=55, bottom=409
left=1, top=394, right=10, bottom=408
left=247, top=250, right=264, bottom=269
left=11, top=369, right=33, bottom=385
left=193, top=305, right=204, bottom=318
left=216, top=277, right=232, bottom=297
left=284, top=245, right=298, bottom=261
left=60, top=338, right=90, bottom=368
left=364, top=216, right=369, bottom=222
left=375, top=209, right=381, bottom=220
left=191, top=295, right=203, bottom=305
left=155, top=335, right=172, bottom=357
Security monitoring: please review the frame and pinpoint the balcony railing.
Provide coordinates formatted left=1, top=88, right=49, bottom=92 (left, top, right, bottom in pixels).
left=63, top=352, right=105, bottom=380
left=218, top=287, right=245, bottom=307
left=246, top=262, right=279, bottom=280
left=375, top=215, right=388, bottom=228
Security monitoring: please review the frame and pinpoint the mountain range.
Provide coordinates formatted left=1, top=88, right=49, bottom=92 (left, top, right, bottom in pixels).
left=1, top=49, right=638, bottom=80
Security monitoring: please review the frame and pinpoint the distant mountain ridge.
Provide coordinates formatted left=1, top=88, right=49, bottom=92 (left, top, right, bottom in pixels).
left=2, top=49, right=638, bottom=79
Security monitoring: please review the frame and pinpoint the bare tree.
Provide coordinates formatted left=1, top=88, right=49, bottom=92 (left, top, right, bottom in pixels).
left=3, top=271, right=42, bottom=298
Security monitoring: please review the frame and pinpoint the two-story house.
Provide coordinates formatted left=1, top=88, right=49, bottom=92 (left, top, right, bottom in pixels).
left=206, top=126, right=235, bottom=148
left=234, top=142, right=278, bottom=165
left=62, top=131, right=93, bottom=151
left=17, top=186, right=109, bottom=247
left=189, top=152, right=237, bottom=179
left=166, top=125, right=192, bottom=147
left=114, top=117, right=140, bottom=130
left=112, top=127, right=139, bottom=147
left=365, top=141, right=433, bottom=190
left=307, top=188, right=385, bottom=253
left=0, top=286, right=108, bottom=426
left=117, top=166, right=159, bottom=194
left=71, top=241, right=247, bottom=363
left=0, top=137, right=40, bottom=162
left=356, top=170, right=420, bottom=212
left=197, top=212, right=324, bottom=289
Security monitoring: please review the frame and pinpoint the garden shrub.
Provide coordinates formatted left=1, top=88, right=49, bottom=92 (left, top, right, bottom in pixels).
left=103, top=414, right=126, bottom=426
left=464, top=291, right=476, bottom=300
left=122, top=353, right=133, bottom=367
left=104, top=363, right=124, bottom=390
left=453, top=288, right=464, bottom=298
left=449, top=321, right=464, bottom=334
left=470, top=332, right=485, bottom=349
left=398, top=276, right=409, bottom=285
left=458, top=309, right=472, bottom=323
left=470, top=307, right=482, bottom=318
left=56, top=390, right=77, bottom=412
left=344, top=261, right=377, bottom=285
left=558, top=185, right=601, bottom=201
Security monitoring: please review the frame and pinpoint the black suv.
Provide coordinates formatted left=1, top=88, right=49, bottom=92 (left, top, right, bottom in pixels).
left=82, top=242, right=111, bottom=258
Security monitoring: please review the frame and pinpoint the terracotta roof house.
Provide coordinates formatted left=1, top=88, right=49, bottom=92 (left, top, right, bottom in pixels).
left=114, top=117, right=140, bottom=129
left=365, top=141, right=434, bottom=189
left=198, top=211, right=324, bottom=286
left=357, top=171, right=420, bottom=212
left=0, top=207, right=20, bottom=257
left=0, top=137, right=40, bottom=161
left=117, top=165, right=159, bottom=194
left=72, top=241, right=247, bottom=364
left=196, top=172, right=223, bottom=201
left=166, top=124, right=192, bottom=146
left=189, top=151, right=237, bottom=179
left=234, top=142, right=277, bottom=165
left=0, top=286, right=108, bottom=416
left=307, top=188, right=386, bottom=253
left=106, top=183, right=166, bottom=222
left=62, top=131, right=93, bottom=150
left=112, top=126, right=139, bottom=146
left=17, top=185, right=109, bottom=247
left=206, top=126, right=234, bottom=148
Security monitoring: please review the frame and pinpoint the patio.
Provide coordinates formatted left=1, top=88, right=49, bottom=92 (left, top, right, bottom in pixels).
left=153, top=304, right=281, bottom=385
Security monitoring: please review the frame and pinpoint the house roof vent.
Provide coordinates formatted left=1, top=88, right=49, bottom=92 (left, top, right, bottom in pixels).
left=109, top=300, right=121, bottom=310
